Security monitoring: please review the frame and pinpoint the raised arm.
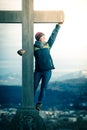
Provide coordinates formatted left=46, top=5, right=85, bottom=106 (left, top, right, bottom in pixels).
left=47, top=24, right=60, bottom=48
left=47, top=21, right=64, bottom=48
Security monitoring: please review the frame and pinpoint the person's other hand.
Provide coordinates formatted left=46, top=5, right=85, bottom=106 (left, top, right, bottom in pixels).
left=17, top=49, right=26, bottom=56
left=58, top=20, right=64, bottom=25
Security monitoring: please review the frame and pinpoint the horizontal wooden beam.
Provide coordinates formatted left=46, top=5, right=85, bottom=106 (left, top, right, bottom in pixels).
left=0, top=11, right=22, bottom=23
left=34, top=11, right=64, bottom=23
left=0, top=10, right=64, bottom=23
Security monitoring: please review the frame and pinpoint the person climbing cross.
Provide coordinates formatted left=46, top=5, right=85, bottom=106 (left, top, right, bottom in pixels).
left=17, top=21, right=64, bottom=111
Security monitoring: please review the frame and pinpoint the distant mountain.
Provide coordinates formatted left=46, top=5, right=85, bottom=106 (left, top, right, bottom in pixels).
left=49, top=77, right=87, bottom=94
left=0, top=76, right=87, bottom=110
left=0, top=85, right=22, bottom=107
left=56, top=70, right=87, bottom=81
left=44, top=77, right=87, bottom=110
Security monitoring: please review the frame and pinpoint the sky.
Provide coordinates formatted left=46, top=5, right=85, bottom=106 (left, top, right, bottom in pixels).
left=34, top=0, right=87, bottom=74
left=0, top=0, right=87, bottom=83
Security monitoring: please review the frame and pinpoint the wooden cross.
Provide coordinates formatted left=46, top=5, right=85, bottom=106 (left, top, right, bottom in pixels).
left=0, top=0, right=64, bottom=129
left=0, top=0, right=64, bottom=108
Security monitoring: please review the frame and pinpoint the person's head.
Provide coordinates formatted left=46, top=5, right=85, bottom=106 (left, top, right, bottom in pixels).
left=35, top=32, right=46, bottom=42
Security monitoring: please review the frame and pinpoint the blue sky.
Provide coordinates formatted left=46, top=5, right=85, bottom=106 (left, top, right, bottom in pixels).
left=0, top=0, right=87, bottom=80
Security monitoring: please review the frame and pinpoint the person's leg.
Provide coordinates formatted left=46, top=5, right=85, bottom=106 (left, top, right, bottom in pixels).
left=38, top=70, right=52, bottom=103
left=34, top=71, right=42, bottom=95
left=34, top=71, right=42, bottom=111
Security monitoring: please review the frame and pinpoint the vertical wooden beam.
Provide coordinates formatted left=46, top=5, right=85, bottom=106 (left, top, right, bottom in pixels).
left=22, top=0, right=34, bottom=108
